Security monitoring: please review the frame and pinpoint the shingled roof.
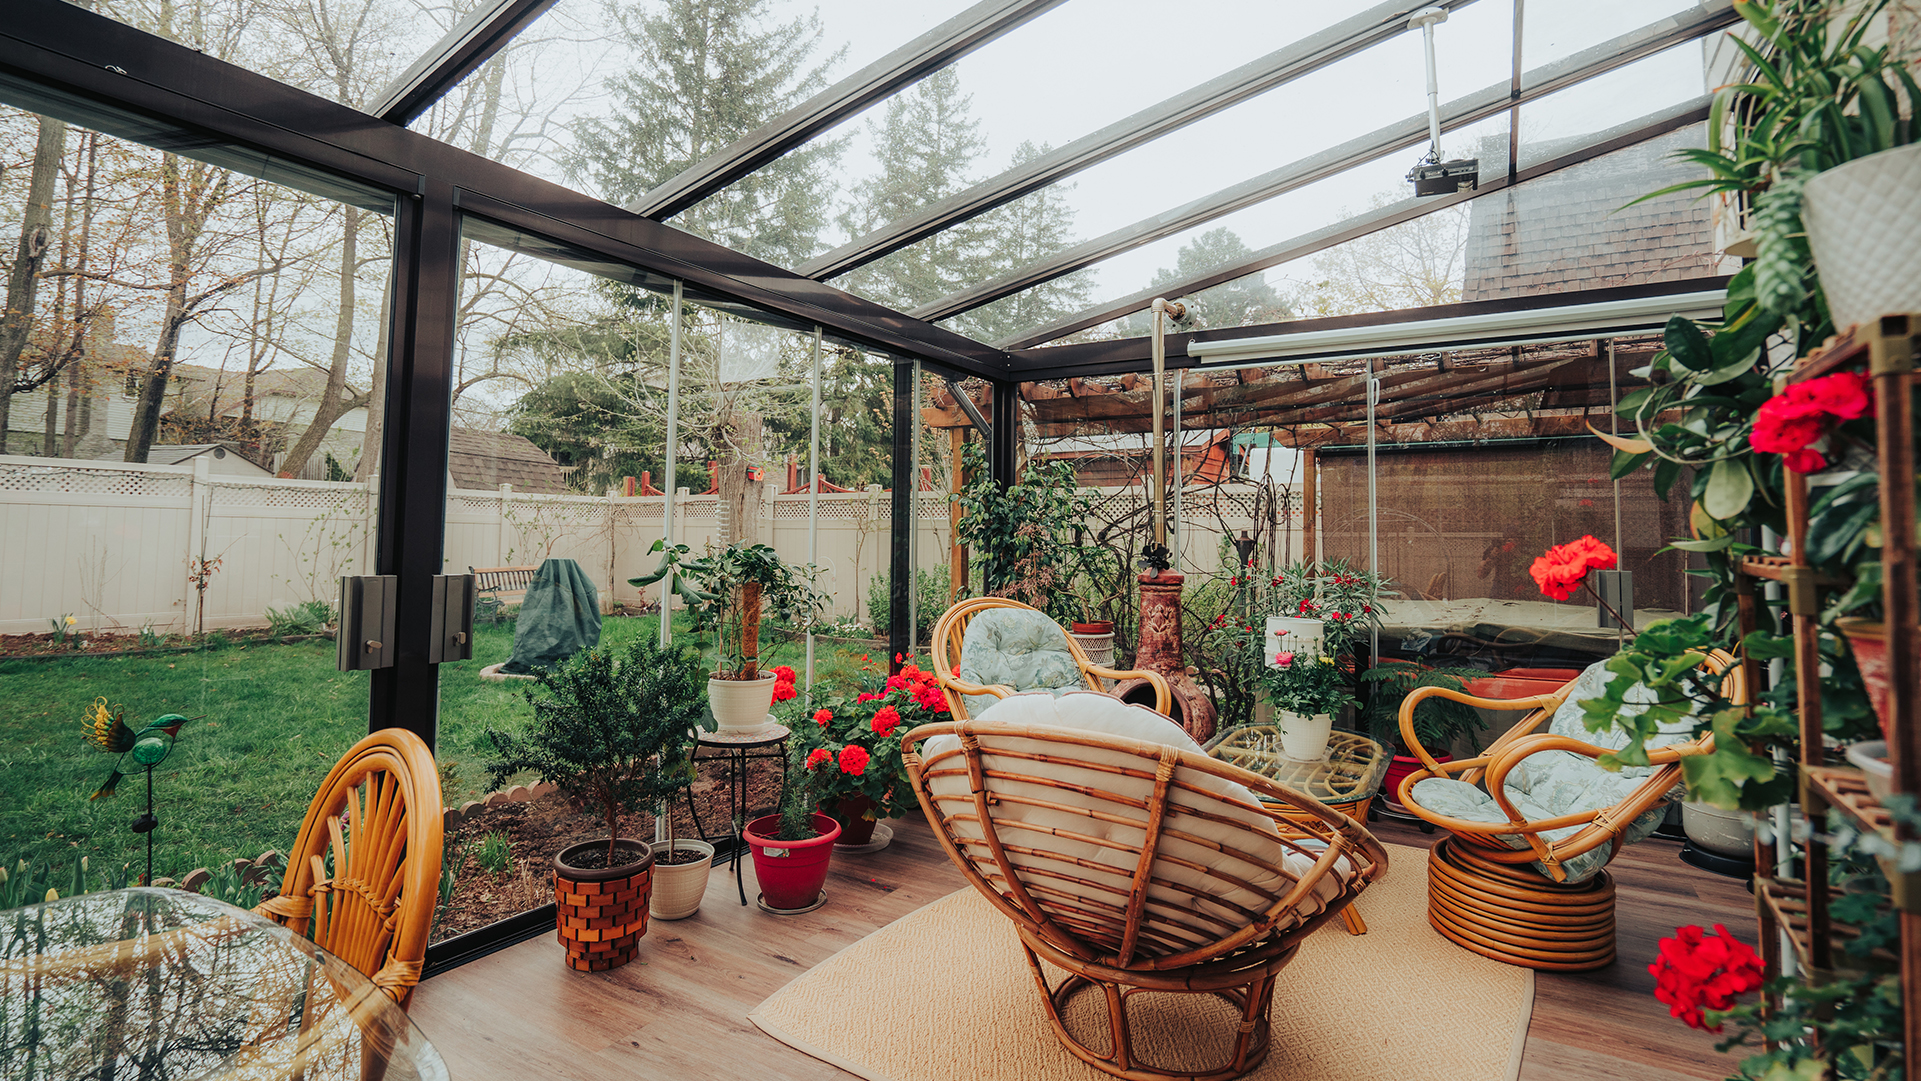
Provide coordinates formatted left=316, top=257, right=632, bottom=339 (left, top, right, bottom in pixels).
left=448, top=428, right=571, bottom=494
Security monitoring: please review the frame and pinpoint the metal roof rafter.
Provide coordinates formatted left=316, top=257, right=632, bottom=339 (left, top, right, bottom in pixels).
left=910, top=0, right=1736, bottom=330
left=626, top=0, right=1068, bottom=220
left=370, top=0, right=560, bottom=126
left=796, top=0, right=1485, bottom=281
left=998, top=95, right=1711, bottom=358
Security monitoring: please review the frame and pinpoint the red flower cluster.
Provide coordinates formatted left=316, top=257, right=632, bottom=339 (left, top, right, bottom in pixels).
left=1750, top=370, right=1874, bottom=473
left=883, top=661, right=947, bottom=713
left=870, top=705, right=901, bottom=737
left=1297, top=598, right=1318, bottom=615
left=813, top=707, right=833, bottom=727
left=805, top=747, right=833, bottom=770
left=771, top=664, right=798, bottom=703
left=1528, top=535, right=1617, bottom=601
left=838, top=744, right=870, bottom=776
left=1650, top=924, right=1763, bottom=1031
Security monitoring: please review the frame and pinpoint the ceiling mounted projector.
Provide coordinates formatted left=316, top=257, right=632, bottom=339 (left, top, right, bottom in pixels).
left=1406, top=6, right=1479, bottom=197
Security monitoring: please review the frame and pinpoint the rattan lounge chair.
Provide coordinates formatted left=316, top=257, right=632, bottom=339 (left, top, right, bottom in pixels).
left=255, top=728, right=444, bottom=1010
left=1393, top=651, right=1744, bottom=971
left=930, top=597, right=1171, bottom=719
left=903, top=692, right=1388, bottom=1081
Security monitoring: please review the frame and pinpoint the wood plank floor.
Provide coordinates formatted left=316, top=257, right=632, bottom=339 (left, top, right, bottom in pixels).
left=408, top=816, right=1755, bottom=1081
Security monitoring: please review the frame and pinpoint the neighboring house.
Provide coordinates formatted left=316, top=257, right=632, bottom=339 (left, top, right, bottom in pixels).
left=448, top=428, right=571, bottom=494
left=142, top=443, right=276, bottom=477
left=0, top=313, right=150, bottom=459
left=168, top=364, right=368, bottom=479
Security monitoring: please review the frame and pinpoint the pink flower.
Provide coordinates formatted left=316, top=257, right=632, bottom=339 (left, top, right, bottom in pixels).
left=1274, top=651, right=1294, bottom=667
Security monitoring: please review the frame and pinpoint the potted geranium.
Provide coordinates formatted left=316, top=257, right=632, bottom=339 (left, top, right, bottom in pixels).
left=796, top=657, right=948, bottom=847
left=742, top=751, right=841, bottom=913
left=485, top=636, right=711, bottom=970
left=631, top=540, right=826, bottom=730
left=1258, top=651, right=1354, bottom=761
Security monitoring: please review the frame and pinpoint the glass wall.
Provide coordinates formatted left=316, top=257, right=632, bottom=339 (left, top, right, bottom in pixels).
left=0, top=101, right=393, bottom=895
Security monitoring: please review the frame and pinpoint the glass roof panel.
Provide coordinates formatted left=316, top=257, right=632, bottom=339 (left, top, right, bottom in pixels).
left=1515, top=40, right=1709, bottom=168
left=89, top=0, right=463, bottom=111
left=1520, top=0, right=1701, bottom=70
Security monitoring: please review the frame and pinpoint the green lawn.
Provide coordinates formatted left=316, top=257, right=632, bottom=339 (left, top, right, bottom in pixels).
left=0, top=614, right=884, bottom=885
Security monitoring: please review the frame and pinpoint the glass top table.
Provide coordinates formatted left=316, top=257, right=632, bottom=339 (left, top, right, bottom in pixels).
left=0, top=887, right=447, bottom=1081
left=1202, top=727, right=1391, bottom=813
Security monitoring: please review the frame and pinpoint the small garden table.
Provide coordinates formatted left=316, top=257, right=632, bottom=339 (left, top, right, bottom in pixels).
left=686, top=721, right=791, bottom=905
left=1202, top=726, right=1390, bottom=934
left=0, top=887, right=445, bottom=1079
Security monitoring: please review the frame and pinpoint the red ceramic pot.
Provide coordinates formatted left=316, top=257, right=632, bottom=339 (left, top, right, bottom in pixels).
left=1837, top=618, right=1899, bottom=742
left=1070, top=620, right=1115, bottom=635
left=743, top=812, right=841, bottom=910
left=830, top=795, right=878, bottom=846
left=1383, top=751, right=1454, bottom=814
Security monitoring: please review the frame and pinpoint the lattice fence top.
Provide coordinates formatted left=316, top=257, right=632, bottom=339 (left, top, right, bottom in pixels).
left=0, top=460, right=195, bottom=498
left=211, top=480, right=370, bottom=512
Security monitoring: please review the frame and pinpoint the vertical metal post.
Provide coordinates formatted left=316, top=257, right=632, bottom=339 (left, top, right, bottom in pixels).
left=889, top=359, right=915, bottom=672
left=368, top=181, right=459, bottom=747
left=1150, top=303, right=1167, bottom=551
left=1366, top=357, right=1380, bottom=666
left=1171, top=364, right=1183, bottom=571
left=659, top=280, right=683, bottom=649
left=990, top=380, right=1017, bottom=491
left=909, top=359, right=922, bottom=653
left=806, top=326, right=821, bottom=704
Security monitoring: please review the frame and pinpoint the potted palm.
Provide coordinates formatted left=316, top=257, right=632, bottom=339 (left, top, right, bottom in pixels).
left=485, top=636, right=711, bottom=969
left=632, top=540, right=827, bottom=730
left=742, top=751, right=841, bottom=913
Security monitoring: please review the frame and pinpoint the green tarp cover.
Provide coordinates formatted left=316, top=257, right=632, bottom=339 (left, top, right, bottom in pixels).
left=502, top=558, right=602, bottom=674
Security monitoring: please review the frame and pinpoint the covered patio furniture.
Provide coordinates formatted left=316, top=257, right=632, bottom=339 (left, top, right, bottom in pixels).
left=930, top=597, right=1171, bottom=720
left=902, top=691, right=1388, bottom=1081
left=1394, top=652, right=1743, bottom=971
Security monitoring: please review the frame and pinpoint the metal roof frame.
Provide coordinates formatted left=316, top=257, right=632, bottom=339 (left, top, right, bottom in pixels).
left=627, top=0, right=1068, bottom=220
left=369, top=0, right=561, bottom=125
left=913, top=1, right=1738, bottom=327
left=796, top=0, right=1486, bottom=281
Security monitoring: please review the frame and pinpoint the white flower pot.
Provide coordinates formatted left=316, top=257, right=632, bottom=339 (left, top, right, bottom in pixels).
left=1276, top=710, right=1333, bottom=761
left=709, top=674, right=777, bottom=730
left=649, top=839, right=716, bottom=920
left=1068, top=631, right=1115, bottom=667
left=1802, top=144, right=1921, bottom=333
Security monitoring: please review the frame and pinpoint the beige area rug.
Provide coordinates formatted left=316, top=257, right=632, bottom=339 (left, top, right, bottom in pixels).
left=750, top=843, right=1532, bottom=1081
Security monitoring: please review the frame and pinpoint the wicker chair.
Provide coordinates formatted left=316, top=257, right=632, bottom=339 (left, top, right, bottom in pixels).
left=1394, top=651, right=1744, bottom=971
left=255, top=728, right=444, bottom=1010
left=930, top=597, right=1171, bottom=719
left=903, top=706, right=1388, bottom=1081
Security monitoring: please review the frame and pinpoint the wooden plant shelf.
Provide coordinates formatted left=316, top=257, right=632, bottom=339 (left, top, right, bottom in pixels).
left=1804, top=765, right=1894, bottom=844
left=1757, top=877, right=1898, bottom=974
left=1736, top=555, right=1845, bottom=587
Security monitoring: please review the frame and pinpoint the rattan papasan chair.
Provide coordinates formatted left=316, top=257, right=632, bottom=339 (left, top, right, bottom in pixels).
left=902, top=691, right=1388, bottom=1081
left=1394, top=651, right=1743, bottom=971
left=931, top=597, right=1170, bottom=720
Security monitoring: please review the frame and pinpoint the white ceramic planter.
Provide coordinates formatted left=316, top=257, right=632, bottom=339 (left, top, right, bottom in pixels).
left=1802, top=144, right=1921, bottom=333
left=709, top=674, right=777, bottom=730
left=649, top=839, right=716, bottom=920
left=1276, top=710, right=1333, bottom=761
left=1681, top=800, right=1754, bottom=860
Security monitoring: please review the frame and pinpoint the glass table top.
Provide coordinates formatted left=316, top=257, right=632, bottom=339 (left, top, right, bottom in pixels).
left=0, top=887, right=447, bottom=1081
left=1204, top=727, right=1390, bottom=807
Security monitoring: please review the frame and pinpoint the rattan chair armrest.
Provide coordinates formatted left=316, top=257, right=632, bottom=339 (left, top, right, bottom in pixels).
left=938, top=673, right=1013, bottom=699
left=1398, top=684, right=1568, bottom=776
left=1086, top=665, right=1170, bottom=713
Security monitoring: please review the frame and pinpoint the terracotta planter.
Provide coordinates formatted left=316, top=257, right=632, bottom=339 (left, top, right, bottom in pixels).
left=1837, top=617, right=1902, bottom=742
left=649, top=839, right=715, bottom=921
left=709, top=673, right=777, bottom=730
left=553, top=838, right=653, bottom=972
left=830, top=796, right=879, bottom=846
left=1276, top=710, right=1333, bottom=761
left=1384, top=751, right=1453, bottom=813
left=1070, top=621, right=1114, bottom=635
left=743, top=812, right=841, bottom=911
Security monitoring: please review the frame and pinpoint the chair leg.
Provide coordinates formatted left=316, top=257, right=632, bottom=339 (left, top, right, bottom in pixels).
left=1339, top=904, right=1367, bottom=935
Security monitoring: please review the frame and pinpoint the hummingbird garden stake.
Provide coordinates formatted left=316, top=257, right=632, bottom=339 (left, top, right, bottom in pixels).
left=83, top=697, right=191, bottom=885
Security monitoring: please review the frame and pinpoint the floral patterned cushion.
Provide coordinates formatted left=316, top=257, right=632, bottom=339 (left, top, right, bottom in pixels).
left=955, top=607, right=1085, bottom=713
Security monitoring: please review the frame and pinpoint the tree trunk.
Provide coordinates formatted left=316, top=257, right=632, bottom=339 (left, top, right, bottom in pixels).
left=353, top=260, right=394, bottom=482
left=277, top=206, right=361, bottom=477
left=0, top=116, right=67, bottom=454
left=128, top=152, right=190, bottom=464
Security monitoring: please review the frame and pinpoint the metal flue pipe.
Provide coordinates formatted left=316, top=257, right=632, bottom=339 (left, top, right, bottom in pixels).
left=1148, top=297, right=1185, bottom=554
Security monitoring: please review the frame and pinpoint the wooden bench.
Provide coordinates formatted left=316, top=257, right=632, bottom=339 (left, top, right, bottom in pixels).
left=470, top=565, right=538, bottom=623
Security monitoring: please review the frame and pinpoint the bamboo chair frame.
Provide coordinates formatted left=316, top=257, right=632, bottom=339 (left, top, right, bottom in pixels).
left=255, top=728, right=444, bottom=1011
left=903, top=719, right=1387, bottom=1081
left=1392, top=650, right=1742, bottom=970
left=930, top=597, right=1172, bottom=720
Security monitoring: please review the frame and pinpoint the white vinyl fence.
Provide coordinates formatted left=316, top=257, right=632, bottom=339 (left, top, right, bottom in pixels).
left=0, top=454, right=1295, bottom=636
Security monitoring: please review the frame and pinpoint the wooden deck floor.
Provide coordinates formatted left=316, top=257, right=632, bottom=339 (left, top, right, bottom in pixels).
left=408, top=816, right=1755, bottom=1081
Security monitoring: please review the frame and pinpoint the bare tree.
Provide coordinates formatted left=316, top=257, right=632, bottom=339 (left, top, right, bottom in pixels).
left=0, top=115, right=66, bottom=452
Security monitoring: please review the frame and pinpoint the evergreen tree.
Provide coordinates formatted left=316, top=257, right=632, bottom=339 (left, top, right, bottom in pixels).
left=567, top=0, right=845, bottom=268
left=1122, top=227, right=1292, bottom=335
left=950, top=140, right=1096, bottom=345
left=835, top=68, right=994, bottom=310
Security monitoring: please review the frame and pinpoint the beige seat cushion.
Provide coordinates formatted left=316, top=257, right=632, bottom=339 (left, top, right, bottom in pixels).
left=921, top=691, right=1348, bottom=951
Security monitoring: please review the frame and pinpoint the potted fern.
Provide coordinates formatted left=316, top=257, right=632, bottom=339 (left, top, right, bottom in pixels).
left=485, top=636, right=711, bottom=968
left=631, top=540, right=826, bottom=730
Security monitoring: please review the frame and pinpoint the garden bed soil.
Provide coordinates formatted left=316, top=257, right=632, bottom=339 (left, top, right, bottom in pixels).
left=0, top=629, right=328, bottom=659
left=431, top=754, right=787, bottom=942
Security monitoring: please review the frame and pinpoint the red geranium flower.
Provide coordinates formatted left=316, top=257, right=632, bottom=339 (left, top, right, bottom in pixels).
left=856, top=692, right=878, bottom=703
left=805, top=747, right=835, bottom=771
left=771, top=679, right=797, bottom=702
left=871, top=705, right=901, bottom=738
left=812, top=708, right=833, bottom=727
left=773, top=665, right=796, bottom=684
left=1529, top=535, right=1616, bottom=601
left=838, top=744, right=870, bottom=776
left=1750, top=370, right=1875, bottom=473
left=914, top=682, right=947, bottom=712
left=1649, top=924, right=1763, bottom=1031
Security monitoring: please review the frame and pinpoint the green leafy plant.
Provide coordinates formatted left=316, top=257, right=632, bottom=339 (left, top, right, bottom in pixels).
left=1360, top=661, right=1489, bottom=753
left=476, top=830, right=513, bottom=874
left=487, top=635, right=712, bottom=864
left=773, top=747, right=822, bottom=842
left=47, top=614, right=77, bottom=649
left=951, top=439, right=1098, bottom=624
left=199, top=858, right=271, bottom=909
left=1261, top=558, right=1391, bottom=658
left=794, top=657, right=947, bottom=820
left=630, top=540, right=827, bottom=680
left=0, top=853, right=128, bottom=912
left=264, top=600, right=333, bottom=641
left=439, top=841, right=468, bottom=905
left=864, top=568, right=949, bottom=640
left=137, top=622, right=163, bottom=649
left=1258, top=653, right=1354, bottom=718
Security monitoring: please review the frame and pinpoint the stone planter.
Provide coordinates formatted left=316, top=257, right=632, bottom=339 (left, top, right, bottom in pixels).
left=553, top=838, right=653, bottom=972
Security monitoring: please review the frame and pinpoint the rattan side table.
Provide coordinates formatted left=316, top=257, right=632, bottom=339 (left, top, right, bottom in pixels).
left=1203, top=726, right=1390, bottom=934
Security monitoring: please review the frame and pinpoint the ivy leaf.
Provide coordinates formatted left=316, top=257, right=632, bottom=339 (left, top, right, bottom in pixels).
left=1703, top=458, right=1755, bottom=520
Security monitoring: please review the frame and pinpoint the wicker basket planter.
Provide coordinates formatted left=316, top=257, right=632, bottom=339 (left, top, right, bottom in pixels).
left=648, top=839, right=715, bottom=921
left=553, top=839, right=654, bottom=972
